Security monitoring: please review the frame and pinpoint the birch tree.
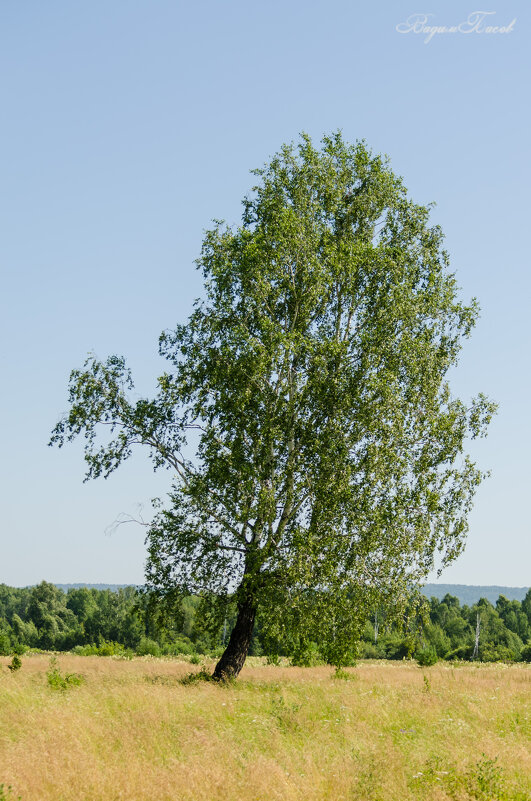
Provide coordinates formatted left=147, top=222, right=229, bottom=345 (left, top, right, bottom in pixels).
left=50, top=133, right=496, bottom=678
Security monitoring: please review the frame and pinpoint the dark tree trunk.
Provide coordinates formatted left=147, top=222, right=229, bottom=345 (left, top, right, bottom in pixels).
left=212, top=595, right=257, bottom=680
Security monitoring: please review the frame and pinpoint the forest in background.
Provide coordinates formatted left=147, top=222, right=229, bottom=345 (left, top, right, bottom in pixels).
left=1, top=582, right=530, bottom=665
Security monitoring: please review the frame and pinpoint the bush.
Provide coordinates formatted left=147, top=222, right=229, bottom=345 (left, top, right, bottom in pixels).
left=46, top=656, right=84, bottom=691
left=179, top=668, right=214, bottom=685
left=333, top=667, right=357, bottom=680
left=72, top=641, right=128, bottom=657
left=7, top=655, right=22, bottom=673
left=161, top=638, right=194, bottom=656
left=193, top=636, right=213, bottom=655
left=0, top=630, right=12, bottom=657
left=136, top=637, right=161, bottom=657
left=416, top=646, right=438, bottom=667
left=385, top=637, right=415, bottom=660
left=291, top=641, right=323, bottom=667
left=480, top=643, right=517, bottom=663
left=519, top=643, right=531, bottom=662
left=96, top=641, right=123, bottom=657
left=359, top=642, right=386, bottom=660
left=422, top=623, right=451, bottom=658
left=248, top=636, right=263, bottom=657
left=444, top=645, right=472, bottom=661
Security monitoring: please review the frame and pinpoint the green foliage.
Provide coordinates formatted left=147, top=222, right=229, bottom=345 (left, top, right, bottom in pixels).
left=72, top=641, right=132, bottom=657
left=136, top=637, right=161, bottom=657
left=0, top=579, right=528, bottom=667
left=333, top=666, right=357, bottom=680
left=46, top=656, right=84, bottom=691
left=445, top=644, right=473, bottom=660
left=385, top=635, right=416, bottom=660
left=358, top=641, right=386, bottom=659
left=519, top=643, right=531, bottom=662
left=7, top=655, right=22, bottom=673
left=179, top=668, right=214, bottom=685
left=479, top=644, right=517, bottom=663
left=0, top=627, right=12, bottom=656
left=416, top=646, right=438, bottom=667
left=270, top=694, right=302, bottom=730
left=160, top=637, right=195, bottom=656
left=50, top=132, right=495, bottom=673
left=422, top=622, right=451, bottom=657
left=414, top=754, right=528, bottom=801
left=290, top=639, right=323, bottom=667
left=447, top=755, right=527, bottom=801
left=0, top=785, right=21, bottom=801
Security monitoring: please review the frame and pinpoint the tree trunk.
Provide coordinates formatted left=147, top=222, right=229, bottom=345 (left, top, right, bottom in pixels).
left=472, top=611, right=480, bottom=660
left=212, top=595, right=257, bottom=680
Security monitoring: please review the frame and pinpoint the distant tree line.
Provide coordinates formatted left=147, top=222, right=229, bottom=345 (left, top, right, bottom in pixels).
left=0, top=581, right=530, bottom=664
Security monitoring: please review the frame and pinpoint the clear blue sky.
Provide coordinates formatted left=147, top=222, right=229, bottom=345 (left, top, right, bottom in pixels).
left=1, top=1, right=529, bottom=587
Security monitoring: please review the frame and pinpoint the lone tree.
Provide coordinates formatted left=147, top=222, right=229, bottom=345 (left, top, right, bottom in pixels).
left=51, top=133, right=495, bottom=678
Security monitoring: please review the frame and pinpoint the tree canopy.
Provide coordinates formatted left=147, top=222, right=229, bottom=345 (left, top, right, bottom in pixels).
left=51, top=132, right=496, bottom=677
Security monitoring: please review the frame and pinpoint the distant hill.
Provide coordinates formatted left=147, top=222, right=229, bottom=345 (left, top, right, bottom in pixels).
left=421, top=584, right=529, bottom=606
left=53, top=583, right=136, bottom=593
left=45, top=583, right=530, bottom=606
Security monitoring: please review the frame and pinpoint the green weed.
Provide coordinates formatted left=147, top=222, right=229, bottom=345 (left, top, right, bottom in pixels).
left=413, top=755, right=528, bottom=801
left=178, top=668, right=214, bottom=686
left=46, top=656, right=84, bottom=691
left=270, top=694, right=301, bottom=730
left=0, top=785, right=21, bottom=800
left=333, top=666, right=357, bottom=681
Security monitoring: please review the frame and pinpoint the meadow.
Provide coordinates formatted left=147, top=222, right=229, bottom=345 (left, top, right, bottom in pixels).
left=0, top=655, right=529, bottom=801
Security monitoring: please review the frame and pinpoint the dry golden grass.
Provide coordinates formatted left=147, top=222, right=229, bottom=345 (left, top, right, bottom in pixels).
left=0, top=654, right=529, bottom=800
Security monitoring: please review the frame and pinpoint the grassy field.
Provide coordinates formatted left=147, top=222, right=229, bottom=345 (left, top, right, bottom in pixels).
left=0, top=654, right=529, bottom=801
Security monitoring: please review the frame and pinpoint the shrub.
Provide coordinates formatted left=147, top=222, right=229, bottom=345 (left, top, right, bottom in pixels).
left=72, top=645, right=91, bottom=656
left=416, top=646, right=438, bottom=667
left=0, top=630, right=12, bottom=657
left=291, top=641, right=323, bottom=667
left=179, top=668, right=214, bottom=685
left=72, top=641, right=129, bottom=657
left=333, top=667, right=357, bottom=680
left=385, top=637, right=415, bottom=660
left=46, top=656, right=84, bottom=691
left=248, top=637, right=263, bottom=657
left=359, top=642, right=386, bottom=659
left=444, top=645, right=472, bottom=661
left=96, top=641, right=125, bottom=657
left=479, top=643, right=517, bottom=663
left=519, top=643, right=531, bottom=662
left=161, top=638, right=194, bottom=656
left=7, top=655, right=22, bottom=673
left=422, top=623, right=451, bottom=657
left=136, top=637, right=161, bottom=657
left=193, top=636, right=212, bottom=655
